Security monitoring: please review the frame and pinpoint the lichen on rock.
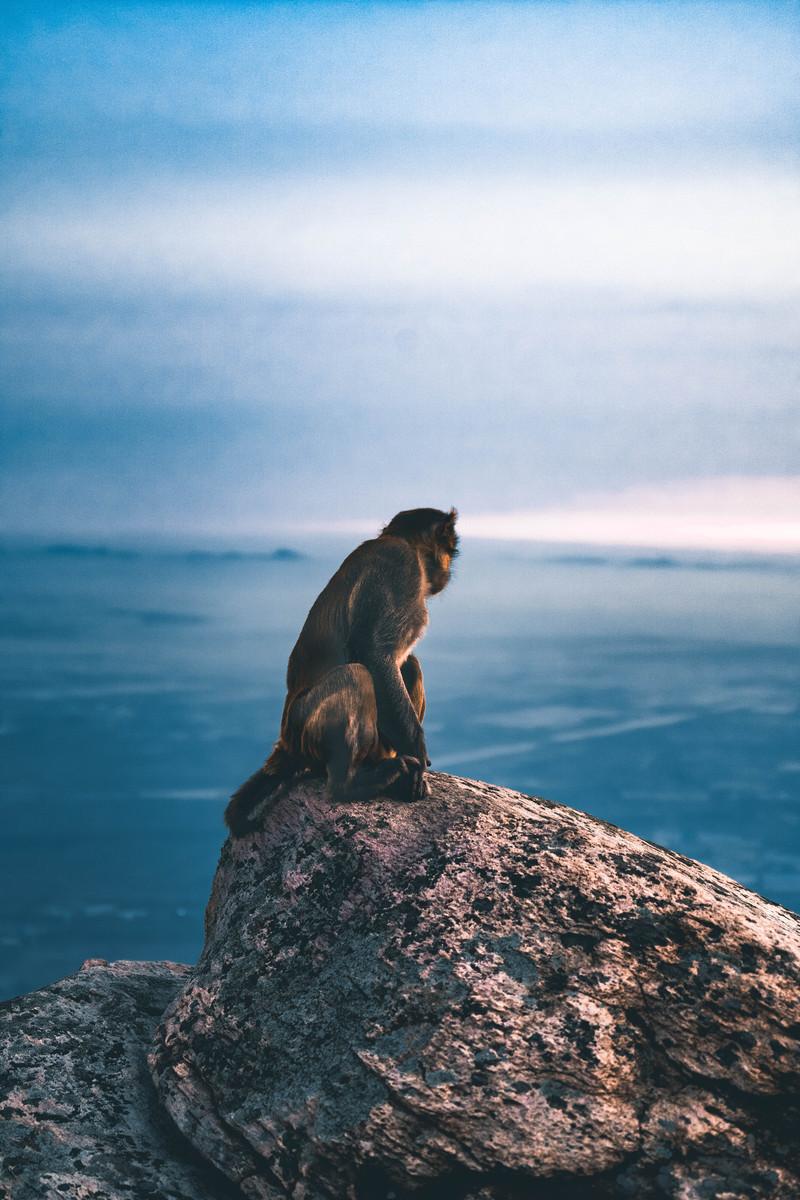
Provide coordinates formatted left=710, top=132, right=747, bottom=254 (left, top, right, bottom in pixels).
left=0, top=958, right=235, bottom=1200
left=148, top=771, right=800, bottom=1199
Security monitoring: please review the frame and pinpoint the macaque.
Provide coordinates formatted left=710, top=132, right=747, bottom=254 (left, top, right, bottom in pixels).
left=225, top=507, right=458, bottom=836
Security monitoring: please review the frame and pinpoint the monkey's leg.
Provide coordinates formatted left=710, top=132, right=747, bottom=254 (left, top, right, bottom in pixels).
left=399, top=654, right=431, bottom=766
left=300, top=664, right=427, bottom=804
left=400, top=654, right=426, bottom=723
left=329, top=754, right=428, bottom=805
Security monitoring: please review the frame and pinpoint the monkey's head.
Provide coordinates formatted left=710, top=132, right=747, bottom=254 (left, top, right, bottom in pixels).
left=381, top=507, right=459, bottom=595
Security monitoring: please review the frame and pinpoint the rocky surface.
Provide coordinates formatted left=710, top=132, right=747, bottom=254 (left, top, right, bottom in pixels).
left=0, top=958, right=234, bottom=1200
left=149, top=771, right=800, bottom=1200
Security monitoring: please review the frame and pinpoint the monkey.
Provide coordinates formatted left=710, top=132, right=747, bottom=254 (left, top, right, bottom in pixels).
left=224, top=507, right=459, bottom=836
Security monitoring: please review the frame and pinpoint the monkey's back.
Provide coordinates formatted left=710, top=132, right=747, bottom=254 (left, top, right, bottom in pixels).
left=285, top=537, right=424, bottom=698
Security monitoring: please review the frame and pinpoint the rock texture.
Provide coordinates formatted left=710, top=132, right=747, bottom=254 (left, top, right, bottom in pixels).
left=149, top=772, right=800, bottom=1200
left=0, top=958, right=234, bottom=1200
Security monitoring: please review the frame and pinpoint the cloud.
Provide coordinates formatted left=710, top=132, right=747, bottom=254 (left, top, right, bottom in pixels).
left=462, top=476, right=800, bottom=553
left=1, top=2, right=797, bottom=537
left=3, top=168, right=798, bottom=303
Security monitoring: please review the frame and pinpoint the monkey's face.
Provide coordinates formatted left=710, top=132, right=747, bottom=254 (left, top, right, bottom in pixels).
left=381, top=506, right=459, bottom=594
left=428, top=554, right=452, bottom=595
left=429, top=508, right=458, bottom=594
left=436, top=507, right=459, bottom=559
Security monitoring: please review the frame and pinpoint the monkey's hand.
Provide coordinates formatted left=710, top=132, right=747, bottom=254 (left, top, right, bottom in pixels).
left=408, top=730, right=430, bottom=800
left=397, top=754, right=430, bottom=801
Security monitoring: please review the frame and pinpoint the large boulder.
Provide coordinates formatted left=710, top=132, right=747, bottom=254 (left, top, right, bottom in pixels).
left=150, top=772, right=800, bottom=1199
left=0, top=959, right=233, bottom=1200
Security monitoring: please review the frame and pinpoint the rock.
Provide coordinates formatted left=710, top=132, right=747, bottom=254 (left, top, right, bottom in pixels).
left=150, top=772, right=800, bottom=1199
left=0, top=959, right=235, bottom=1200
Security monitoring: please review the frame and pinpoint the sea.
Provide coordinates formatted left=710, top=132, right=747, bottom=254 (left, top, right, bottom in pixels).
left=1, top=535, right=798, bottom=1000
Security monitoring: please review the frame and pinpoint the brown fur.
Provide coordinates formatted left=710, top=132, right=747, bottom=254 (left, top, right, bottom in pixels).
left=225, top=507, right=457, bottom=835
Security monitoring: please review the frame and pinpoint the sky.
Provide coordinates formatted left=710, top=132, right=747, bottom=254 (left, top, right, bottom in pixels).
left=1, top=1, right=799, bottom=548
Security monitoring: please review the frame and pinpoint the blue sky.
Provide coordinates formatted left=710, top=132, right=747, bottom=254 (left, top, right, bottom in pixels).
left=1, top=2, right=798, bottom=545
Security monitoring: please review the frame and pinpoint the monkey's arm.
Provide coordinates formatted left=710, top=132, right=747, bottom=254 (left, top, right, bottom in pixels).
left=363, top=648, right=428, bottom=764
left=347, top=544, right=430, bottom=766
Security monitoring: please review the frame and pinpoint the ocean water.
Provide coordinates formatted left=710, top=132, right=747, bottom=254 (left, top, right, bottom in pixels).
left=1, top=536, right=798, bottom=1000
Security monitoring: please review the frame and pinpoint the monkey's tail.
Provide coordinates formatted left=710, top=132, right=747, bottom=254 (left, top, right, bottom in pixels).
left=224, top=744, right=297, bottom=837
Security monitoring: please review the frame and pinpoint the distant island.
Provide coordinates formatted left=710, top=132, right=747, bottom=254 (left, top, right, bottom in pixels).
left=40, top=543, right=306, bottom=563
